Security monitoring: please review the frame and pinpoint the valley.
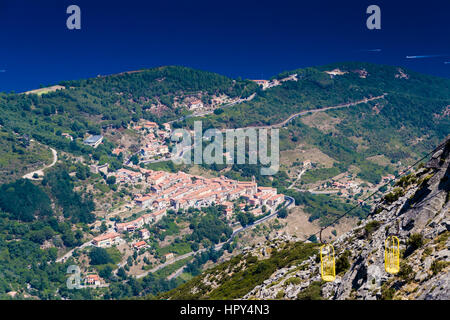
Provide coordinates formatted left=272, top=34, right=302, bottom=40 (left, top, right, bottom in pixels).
left=0, top=62, right=448, bottom=300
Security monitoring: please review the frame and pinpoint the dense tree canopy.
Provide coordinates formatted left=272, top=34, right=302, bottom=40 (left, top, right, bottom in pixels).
left=0, top=179, right=52, bottom=222
left=43, top=166, right=95, bottom=223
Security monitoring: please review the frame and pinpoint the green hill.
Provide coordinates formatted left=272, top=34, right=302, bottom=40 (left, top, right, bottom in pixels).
left=190, top=62, right=449, bottom=133
left=0, top=62, right=448, bottom=299
left=0, top=66, right=255, bottom=152
left=183, top=62, right=449, bottom=189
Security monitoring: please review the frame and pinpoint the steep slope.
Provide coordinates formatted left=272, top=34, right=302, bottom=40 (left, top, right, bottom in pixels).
left=248, top=136, right=450, bottom=300
left=162, top=136, right=450, bottom=300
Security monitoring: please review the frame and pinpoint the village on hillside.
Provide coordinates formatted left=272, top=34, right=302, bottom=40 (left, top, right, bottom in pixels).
left=55, top=71, right=402, bottom=287
left=65, top=164, right=286, bottom=285
left=59, top=118, right=288, bottom=285
left=91, top=166, right=285, bottom=244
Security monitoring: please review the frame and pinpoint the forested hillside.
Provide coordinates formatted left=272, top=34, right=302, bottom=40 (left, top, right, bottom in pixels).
left=0, top=66, right=256, bottom=181
left=0, top=66, right=254, bottom=148
left=184, top=62, right=449, bottom=168
left=185, top=63, right=449, bottom=206
left=192, top=62, right=450, bottom=133
left=0, top=167, right=94, bottom=299
left=1, top=63, right=448, bottom=175
left=0, top=62, right=448, bottom=299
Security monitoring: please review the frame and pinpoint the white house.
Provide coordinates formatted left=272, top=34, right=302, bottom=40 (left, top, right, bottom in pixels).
left=83, top=135, right=104, bottom=148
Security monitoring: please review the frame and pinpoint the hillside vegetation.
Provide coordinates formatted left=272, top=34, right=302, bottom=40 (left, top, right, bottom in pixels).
left=0, top=66, right=255, bottom=174
left=161, top=137, right=450, bottom=300
left=191, top=62, right=449, bottom=133
left=0, top=62, right=448, bottom=299
left=159, top=241, right=318, bottom=300
left=186, top=62, right=449, bottom=168
left=0, top=129, right=53, bottom=183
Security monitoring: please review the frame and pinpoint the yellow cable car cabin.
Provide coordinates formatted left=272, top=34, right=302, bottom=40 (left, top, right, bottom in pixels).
left=320, top=244, right=336, bottom=282
left=385, top=236, right=400, bottom=274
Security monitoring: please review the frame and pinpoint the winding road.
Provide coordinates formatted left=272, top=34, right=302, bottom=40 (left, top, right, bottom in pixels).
left=23, top=147, right=58, bottom=180
left=135, top=195, right=295, bottom=279
left=230, top=94, right=387, bottom=131
left=55, top=95, right=385, bottom=278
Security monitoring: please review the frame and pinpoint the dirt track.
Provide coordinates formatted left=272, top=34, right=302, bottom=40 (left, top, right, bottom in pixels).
left=23, top=147, right=57, bottom=180
left=229, top=94, right=387, bottom=131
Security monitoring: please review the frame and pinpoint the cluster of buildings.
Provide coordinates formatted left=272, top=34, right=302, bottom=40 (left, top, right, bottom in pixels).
left=91, top=167, right=285, bottom=249
left=177, top=93, right=239, bottom=112
left=128, top=169, right=285, bottom=214
left=88, top=117, right=286, bottom=252
left=90, top=163, right=108, bottom=175
left=114, top=168, right=143, bottom=183
left=91, top=222, right=157, bottom=249
left=133, top=121, right=171, bottom=161
left=187, top=98, right=204, bottom=110
left=251, top=74, right=298, bottom=90
left=112, top=147, right=126, bottom=156
left=115, top=208, right=167, bottom=233
left=381, top=174, right=396, bottom=183
left=331, top=180, right=360, bottom=191
left=241, top=186, right=284, bottom=210
left=184, top=95, right=233, bottom=111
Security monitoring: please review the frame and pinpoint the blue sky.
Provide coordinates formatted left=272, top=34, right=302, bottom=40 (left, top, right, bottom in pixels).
left=0, top=0, right=449, bottom=92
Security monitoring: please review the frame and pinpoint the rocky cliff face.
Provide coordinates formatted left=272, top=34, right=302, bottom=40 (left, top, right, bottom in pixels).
left=244, top=136, right=449, bottom=300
